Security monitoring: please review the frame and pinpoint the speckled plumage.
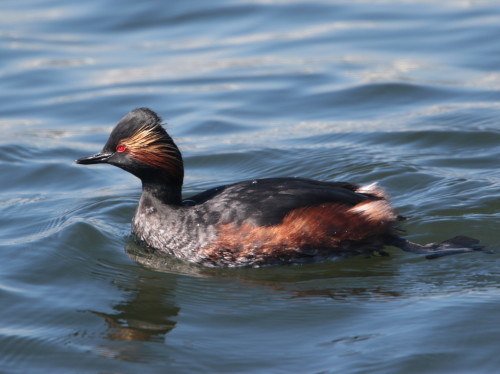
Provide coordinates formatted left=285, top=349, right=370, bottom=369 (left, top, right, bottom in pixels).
left=131, top=177, right=396, bottom=267
left=76, top=108, right=487, bottom=267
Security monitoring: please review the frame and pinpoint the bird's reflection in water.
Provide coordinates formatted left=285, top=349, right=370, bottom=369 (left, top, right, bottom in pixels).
left=87, top=242, right=182, bottom=362
left=93, top=292, right=178, bottom=343
left=124, top=238, right=403, bottom=299
left=91, top=239, right=402, bottom=361
left=93, top=240, right=214, bottom=346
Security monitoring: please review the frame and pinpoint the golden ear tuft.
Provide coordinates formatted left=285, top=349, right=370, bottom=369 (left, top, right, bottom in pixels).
left=120, top=125, right=182, bottom=177
left=121, top=125, right=161, bottom=149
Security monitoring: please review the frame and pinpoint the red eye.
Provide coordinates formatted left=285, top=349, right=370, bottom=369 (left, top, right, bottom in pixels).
left=116, top=144, right=126, bottom=152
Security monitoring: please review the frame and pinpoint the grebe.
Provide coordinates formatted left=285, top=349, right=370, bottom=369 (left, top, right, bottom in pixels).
left=76, top=108, right=485, bottom=267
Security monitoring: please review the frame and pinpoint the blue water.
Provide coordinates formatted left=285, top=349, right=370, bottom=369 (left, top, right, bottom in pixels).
left=1, top=1, right=499, bottom=373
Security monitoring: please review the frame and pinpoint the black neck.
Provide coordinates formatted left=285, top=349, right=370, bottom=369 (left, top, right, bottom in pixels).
left=141, top=180, right=183, bottom=206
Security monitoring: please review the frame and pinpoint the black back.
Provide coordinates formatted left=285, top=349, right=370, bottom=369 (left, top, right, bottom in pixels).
left=186, top=177, right=374, bottom=226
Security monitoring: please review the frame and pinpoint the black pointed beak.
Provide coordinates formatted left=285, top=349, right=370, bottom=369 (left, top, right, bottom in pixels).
left=76, top=152, right=112, bottom=165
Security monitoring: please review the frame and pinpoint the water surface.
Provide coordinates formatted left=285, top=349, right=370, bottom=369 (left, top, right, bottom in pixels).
left=1, top=1, right=499, bottom=373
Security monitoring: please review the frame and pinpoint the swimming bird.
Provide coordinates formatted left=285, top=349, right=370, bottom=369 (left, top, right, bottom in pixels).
left=76, top=108, right=485, bottom=267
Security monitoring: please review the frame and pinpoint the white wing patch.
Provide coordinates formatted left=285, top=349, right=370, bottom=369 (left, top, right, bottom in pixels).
left=350, top=184, right=396, bottom=222
left=355, top=182, right=387, bottom=198
left=349, top=200, right=396, bottom=222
